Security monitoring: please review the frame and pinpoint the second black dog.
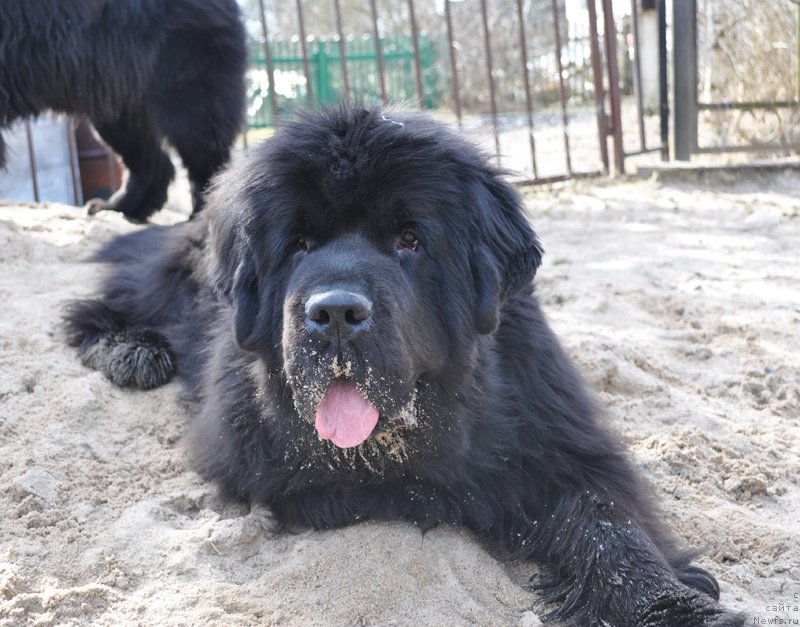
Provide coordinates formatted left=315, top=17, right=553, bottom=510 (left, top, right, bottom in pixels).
left=0, top=0, right=246, bottom=221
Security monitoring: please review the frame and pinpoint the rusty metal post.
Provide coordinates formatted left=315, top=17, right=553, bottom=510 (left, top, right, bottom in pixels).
left=602, top=0, right=625, bottom=175
left=551, top=0, right=573, bottom=175
left=65, top=119, right=82, bottom=205
left=515, top=0, right=538, bottom=179
left=369, top=0, right=388, bottom=103
left=630, top=0, right=647, bottom=151
left=444, top=0, right=463, bottom=127
left=24, top=120, right=40, bottom=202
left=333, top=0, right=350, bottom=100
left=257, top=0, right=279, bottom=125
left=587, top=0, right=610, bottom=173
left=479, top=0, right=501, bottom=163
left=407, top=0, right=425, bottom=109
left=296, top=0, right=315, bottom=107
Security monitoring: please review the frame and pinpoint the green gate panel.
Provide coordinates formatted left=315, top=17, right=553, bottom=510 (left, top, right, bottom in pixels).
left=247, top=34, right=441, bottom=128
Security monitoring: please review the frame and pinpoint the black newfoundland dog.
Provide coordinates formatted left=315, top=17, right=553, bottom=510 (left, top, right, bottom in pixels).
left=0, top=0, right=246, bottom=221
left=65, top=107, right=742, bottom=626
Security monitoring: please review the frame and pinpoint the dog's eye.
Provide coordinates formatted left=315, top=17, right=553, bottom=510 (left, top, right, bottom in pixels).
left=295, top=236, right=309, bottom=252
left=397, top=229, right=418, bottom=251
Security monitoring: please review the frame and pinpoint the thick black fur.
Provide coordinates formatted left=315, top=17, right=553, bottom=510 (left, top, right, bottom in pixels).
left=0, top=0, right=246, bottom=221
left=65, top=107, right=743, bottom=626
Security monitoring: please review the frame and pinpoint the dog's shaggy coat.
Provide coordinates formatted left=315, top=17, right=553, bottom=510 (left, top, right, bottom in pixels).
left=0, top=0, right=246, bottom=221
left=65, top=107, right=743, bottom=626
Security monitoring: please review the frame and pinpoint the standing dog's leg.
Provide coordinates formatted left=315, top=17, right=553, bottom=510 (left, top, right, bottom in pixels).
left=85, top=104, right=175, bottom=223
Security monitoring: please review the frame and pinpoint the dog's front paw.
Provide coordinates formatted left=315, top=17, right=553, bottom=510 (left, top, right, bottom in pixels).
left=81, top=328, right=175, bottom=390
left=638, top=587, right=744, bottom=627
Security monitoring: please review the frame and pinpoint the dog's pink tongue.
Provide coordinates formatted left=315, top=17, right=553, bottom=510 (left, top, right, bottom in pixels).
left=315, top=380, right=379, bottom=448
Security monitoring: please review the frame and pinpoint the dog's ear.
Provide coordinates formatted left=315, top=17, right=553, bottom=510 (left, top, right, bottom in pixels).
left=230, top=253, right=262, bottom=351
left=471, top=176, right=543, bottom=335
left=210, top=204, right=263, bottom=352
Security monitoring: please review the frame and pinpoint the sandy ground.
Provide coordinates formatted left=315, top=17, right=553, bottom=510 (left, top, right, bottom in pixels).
left=0, top=172, right=798, bottom=626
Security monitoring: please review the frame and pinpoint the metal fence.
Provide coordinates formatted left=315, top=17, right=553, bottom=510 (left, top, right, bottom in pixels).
left=673, top=0, right=800, bottom=159
left=7, top=0, right=800, bottom=205
left=247, top=0, right=800, bottom=179
left=245, top=0, right=639, bottom=184
left=0, top=118, right=82, bottom=206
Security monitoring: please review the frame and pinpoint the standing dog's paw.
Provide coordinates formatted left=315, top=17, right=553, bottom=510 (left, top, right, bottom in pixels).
left=85, top=198, right=148, bottom=224
left=80, top=328, right=175, bottom=389
left=84, top=198, right=113, bottom=216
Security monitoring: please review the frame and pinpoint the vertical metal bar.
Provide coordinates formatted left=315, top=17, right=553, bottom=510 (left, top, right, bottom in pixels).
left=515, top=0, right=538, bottom=179
left=444, top=0, right=463, bottom=127
left=257, top=0, right=279, bottom=126
left=794, top=4, right=800, bottom=100
left=551, top=0, right=573, bottom=174
left=658, top=0, right=669, bottom=160
left=407, top=0, right=425, bottom=109
left=65, top=119, right=82, bottom=206
left=630, top=0, right=647, bottom=151
left=369, top=0, right=388, bottom=103
left=24, top=120, right=40, bottom=202
left=602, top=0, right=625, bottom=174
left=296, top=0, right=314, bottom=107
left=673, top=0, right=697, bottom=160
left=333, top=0, right=350, bottom=100
left=587, top=0, right=610, bottom=173
left=479, top=0, right=501, bottom=163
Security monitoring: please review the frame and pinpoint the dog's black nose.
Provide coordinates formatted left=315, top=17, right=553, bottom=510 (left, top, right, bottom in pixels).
left=305, top=290, right=372, bottom=340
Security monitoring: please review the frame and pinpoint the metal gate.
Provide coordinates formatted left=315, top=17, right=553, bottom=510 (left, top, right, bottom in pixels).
left=673, top=0, right=800, bottom=160
left=245, top=0, right=654, bottom=184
